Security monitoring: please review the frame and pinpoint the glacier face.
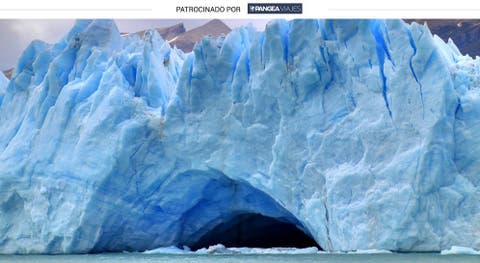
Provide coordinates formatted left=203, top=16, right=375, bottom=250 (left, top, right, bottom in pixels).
left=0, top=19, right=479, bottom=254
left=0, top=70, right=7, bottom=105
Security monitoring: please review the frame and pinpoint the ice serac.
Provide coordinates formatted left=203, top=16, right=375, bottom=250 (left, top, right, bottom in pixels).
left=0, top=71, right=7, bottom=104
left=0, top=19, right=479, bottom=254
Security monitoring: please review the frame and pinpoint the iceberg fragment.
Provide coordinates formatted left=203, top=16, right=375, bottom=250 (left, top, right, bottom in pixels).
left=441, top=246, right=480, bottom=255
left=142, top=246, right=190, bottom=254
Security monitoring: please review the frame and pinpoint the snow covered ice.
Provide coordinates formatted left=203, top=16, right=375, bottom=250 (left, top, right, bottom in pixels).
left=142, top=244, right=320, bottom=255
left=441, top=246, right=480, bottom=255
left=0, top=19, right=479, bottom=254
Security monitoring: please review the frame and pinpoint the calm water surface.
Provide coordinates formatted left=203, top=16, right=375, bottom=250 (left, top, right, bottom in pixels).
left=0, top=253, right=479, bottom=263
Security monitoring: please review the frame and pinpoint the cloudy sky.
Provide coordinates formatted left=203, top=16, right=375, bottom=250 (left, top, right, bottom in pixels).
left=0, top=19, right=269, bottom=71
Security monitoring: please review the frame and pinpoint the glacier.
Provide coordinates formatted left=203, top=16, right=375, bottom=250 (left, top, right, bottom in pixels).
left=0, top=19, right=479, bottom=254
left=0, top=70, right=7, bottom=105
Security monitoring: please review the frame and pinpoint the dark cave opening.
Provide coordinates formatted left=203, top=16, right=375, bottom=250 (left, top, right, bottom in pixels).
left=85, top=168, right=323, bottom=253
left=189, top=213, right=321, bottom=250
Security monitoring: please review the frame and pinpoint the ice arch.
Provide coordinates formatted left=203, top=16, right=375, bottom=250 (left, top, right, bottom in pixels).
left=73, top=168, right=319, bottom=253
left=190, top=213, right=319, bottom=250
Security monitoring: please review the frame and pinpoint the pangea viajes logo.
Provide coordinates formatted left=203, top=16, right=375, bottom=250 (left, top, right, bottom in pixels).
left=248, top=3, right=303, bottom=14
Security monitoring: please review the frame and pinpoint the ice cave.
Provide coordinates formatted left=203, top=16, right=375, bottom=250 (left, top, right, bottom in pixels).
left=84, top=169, right=318, bottom=252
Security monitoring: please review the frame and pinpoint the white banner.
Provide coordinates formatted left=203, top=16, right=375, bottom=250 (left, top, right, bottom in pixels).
left=0, top=0, right=479, bottom=18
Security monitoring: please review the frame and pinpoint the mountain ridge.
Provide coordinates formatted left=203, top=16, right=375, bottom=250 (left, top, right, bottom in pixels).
left=404, top=19, right=480, bottom=57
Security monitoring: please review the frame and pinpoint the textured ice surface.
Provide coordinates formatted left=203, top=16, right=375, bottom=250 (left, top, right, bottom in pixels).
left=0, top=71, right=8, bottom=104
left=142, top=244, right=320, bottom=254
left=142, top=246, right=190, bottom=254
left=141, top=245, right=391, bottom=255
left=345, top=249, right=392, bottom=254
left=441, top=246, right=480, bottom=255
left=0, top=19, right=479, bottom=254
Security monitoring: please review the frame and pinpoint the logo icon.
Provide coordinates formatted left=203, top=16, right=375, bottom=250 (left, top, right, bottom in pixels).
left=248, top=3, right=303, bottom=14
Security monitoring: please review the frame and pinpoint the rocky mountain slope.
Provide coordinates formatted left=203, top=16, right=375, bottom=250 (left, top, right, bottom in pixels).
left=405, top=19, right=480, bottom=57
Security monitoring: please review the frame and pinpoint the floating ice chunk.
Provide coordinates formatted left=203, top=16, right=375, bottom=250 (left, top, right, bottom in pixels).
left=441, top=246, right=480, bottom=255
left=191, top=244, right=238, bottom=254
left=142, top=246, right=191, bottom=254
left=347, top=249, right=393, bottom=254
left=229, top=247, right=319, bottom=254
left=193, top=245, right=319, bottom=254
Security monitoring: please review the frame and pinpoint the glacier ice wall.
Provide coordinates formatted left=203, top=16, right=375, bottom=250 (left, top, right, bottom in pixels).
left=0, top=19, right=479, bottom=253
